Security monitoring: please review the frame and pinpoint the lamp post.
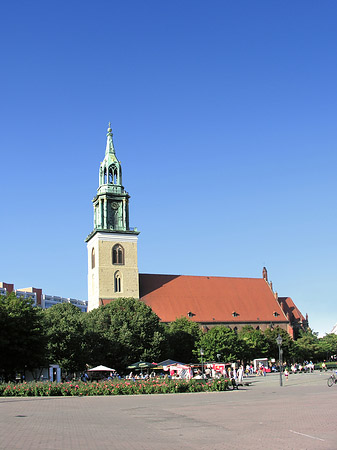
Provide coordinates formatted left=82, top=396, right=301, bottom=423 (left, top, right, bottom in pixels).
left=200, top=348, right=204, bottom=379
left=276, top=334, right=283, bottom=387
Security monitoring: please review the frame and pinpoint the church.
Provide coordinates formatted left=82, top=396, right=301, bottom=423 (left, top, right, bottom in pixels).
left=85, top=126, right=308, bottom=338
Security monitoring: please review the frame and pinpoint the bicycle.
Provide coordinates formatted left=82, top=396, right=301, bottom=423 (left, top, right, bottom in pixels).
left=327, top=372, right=337, bottom=387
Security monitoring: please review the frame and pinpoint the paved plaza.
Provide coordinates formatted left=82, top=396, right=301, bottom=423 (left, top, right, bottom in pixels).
left=0, top=371, right=336, bottom=449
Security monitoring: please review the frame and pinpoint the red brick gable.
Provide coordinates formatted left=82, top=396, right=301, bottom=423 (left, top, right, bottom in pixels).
left=139, top=273, right=288, bottom=324
left=278, top=297, right=305, bottom=323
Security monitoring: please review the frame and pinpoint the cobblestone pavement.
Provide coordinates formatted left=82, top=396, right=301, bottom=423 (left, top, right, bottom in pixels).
left=0, top=371, right=336, bottom=449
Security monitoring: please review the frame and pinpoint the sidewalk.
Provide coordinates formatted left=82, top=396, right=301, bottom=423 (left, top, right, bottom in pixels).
left=0, top=371, right=336, bottom=449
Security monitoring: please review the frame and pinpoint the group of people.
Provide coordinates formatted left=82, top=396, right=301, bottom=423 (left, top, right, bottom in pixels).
left=255, top=364, right=267, bottom=376
left=226, top=365, right=245, bottom=389
left=282, top=361, right=315, bottom=380
left=126, top=371, right=160, bottom=380
left=290, top=361, right=315, bottom=374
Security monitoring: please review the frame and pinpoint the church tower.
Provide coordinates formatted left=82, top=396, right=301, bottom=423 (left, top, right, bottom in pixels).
left=85, top=125, right=140, bottom=311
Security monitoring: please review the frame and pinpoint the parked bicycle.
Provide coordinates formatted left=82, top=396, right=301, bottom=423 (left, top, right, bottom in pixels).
left=327, top=372, right=337, bottom=387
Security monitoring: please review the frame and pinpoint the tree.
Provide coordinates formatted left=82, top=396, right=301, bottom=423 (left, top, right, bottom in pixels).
left=166, top=317, right=202, bottom=363
left=196, top=326, right=244, bottom=362
left=293, top=328, right=320, bottom=362
left=238, top=325, right=268, bottom=362
left=264, top=327, right=295, bottom=362
left=0, top=292, right=46, bottom=381
left=43, top=303, right=87, bottom=374
left=85, top=298, right=166, bottom=372
left=317, top=333, right=337, bottom=361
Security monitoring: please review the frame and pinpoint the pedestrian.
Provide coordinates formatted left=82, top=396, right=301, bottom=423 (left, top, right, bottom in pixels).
left=233, top=367, right=237, bottom=382
left=238, top=365, right=244, bottom=384
left=284, top=368, right=289, bottom=381
left=309, top=361, right=314, bottom=373
left=231, top=372, right=238, bottom=390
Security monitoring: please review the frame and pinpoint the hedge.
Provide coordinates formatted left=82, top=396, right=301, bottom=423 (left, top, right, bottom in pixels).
left=0, top=378, right=230, bottom=397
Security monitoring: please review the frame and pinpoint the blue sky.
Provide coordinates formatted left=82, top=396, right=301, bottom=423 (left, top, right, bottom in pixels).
left=1, top=1, right=336, bottom=336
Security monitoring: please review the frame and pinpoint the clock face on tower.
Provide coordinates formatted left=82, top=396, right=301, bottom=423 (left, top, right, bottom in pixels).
left=111, top=202, right=118, bottom=210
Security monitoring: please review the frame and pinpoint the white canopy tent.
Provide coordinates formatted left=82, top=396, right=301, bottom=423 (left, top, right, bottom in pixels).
left=87, top=365, right=115, bottom=372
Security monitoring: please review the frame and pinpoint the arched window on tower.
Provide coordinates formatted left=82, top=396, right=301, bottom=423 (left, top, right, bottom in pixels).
left=112, top=244, right=124, bottom=265
left=91, top=248, right=95, bottom=269
left=104, top=168, right=107, bottom=184
left=114, top=169, right=118, bottom=184
left=114, top=271, right=122, bottom=293
left=108, top=167, right=113, bottom=184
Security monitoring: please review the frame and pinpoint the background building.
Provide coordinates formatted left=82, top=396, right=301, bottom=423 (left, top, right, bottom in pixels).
left=0, top=282, right=87, bottom=312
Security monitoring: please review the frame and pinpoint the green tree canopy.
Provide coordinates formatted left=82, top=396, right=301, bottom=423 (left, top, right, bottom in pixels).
left=317, top=333, right=337, bottom=361
left=196, top=326, right=243, bottom=362
left=238, top=325, right=269, bottom=361
left=43, top=303, right=87, bottom=374
left=0, top=293, right=45, bottom=380
left=264, top=327, right=295, bottom=362
left=85, top=298, right=166, bottom=372
left=293, top=328, right=320, bottom=362
left=166, top=317, right=202, bottom=363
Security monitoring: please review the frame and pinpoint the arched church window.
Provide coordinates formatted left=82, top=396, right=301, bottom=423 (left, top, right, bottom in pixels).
left=108, top=167, right=113, bottom=184
left=114, top=169, right=117, bottom=184
left=114, top=271, right=122, bottom=292
left=91, top=248, right=95, bottom=269
left=104, top=168, right=107, bottom=184
left=112, top=244, right=124, bottom=265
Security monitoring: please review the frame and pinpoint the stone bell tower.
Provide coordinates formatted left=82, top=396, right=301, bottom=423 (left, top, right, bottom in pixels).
left=85, top=124, right=140, bottom=311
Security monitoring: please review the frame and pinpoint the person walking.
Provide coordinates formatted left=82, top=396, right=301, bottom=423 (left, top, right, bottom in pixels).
left=238, top=365, right=244, bottom=384
left=230, top=369, right=238, bottom=390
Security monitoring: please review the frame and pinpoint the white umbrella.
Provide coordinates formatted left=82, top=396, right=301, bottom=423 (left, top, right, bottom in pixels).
left=87, top=365, right=115, bottom=372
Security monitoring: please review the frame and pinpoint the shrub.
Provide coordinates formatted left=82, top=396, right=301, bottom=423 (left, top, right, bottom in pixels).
left=0, top=378, right=230, bottom=397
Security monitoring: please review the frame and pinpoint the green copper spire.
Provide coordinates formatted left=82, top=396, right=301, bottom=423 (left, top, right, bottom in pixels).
left=99, top=124, right=122, bottom=189
left=85, top=124, right=139, bottom=237
left=105, top=123, right=116, bottom=156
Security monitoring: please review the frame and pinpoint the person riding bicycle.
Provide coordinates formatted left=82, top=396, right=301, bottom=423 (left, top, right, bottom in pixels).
left=327, top=370, right=337, bottom=387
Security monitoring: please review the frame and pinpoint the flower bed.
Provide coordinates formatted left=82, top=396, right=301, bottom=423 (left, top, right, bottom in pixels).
left=0, top=378, right=230, bottom=397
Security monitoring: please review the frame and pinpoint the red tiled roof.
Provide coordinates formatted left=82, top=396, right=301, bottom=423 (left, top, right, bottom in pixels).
left=139, top=274, right=288, bottom=324
left=279, top=297, right=305, bottom=323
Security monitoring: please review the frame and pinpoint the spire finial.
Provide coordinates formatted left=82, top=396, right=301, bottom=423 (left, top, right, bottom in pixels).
left=105, top=122, right=115, bottom=155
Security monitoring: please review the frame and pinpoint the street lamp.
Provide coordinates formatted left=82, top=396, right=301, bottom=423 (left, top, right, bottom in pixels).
left=276, top=334, right=283, bottom=387
left=200, top=348, right=204, bottom=379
